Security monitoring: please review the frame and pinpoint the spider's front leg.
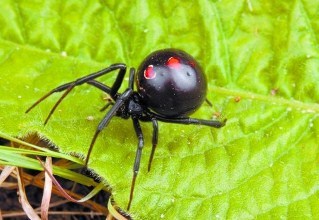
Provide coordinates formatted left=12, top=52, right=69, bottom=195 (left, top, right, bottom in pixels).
left=86, top=68, right=137, bottom=166
left=127, top=117, right=144, bottom=210
left=85, top=88, right=133, bottom=165
left=25, top=63, right=127, bottom=124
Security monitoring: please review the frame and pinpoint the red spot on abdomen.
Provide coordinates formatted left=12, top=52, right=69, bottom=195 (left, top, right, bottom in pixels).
left=166, top=57, right=181, bottom=68
left=144, top=65, right=156, bottom=79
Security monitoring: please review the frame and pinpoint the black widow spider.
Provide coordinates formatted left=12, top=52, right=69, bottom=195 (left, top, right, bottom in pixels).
left=26, top=48, right=226, bottom=210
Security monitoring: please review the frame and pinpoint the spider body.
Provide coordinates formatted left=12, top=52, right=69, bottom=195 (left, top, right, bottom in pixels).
left=136, top=49, right=207, bottom=117
left=26, top=48, right=226, bottom=210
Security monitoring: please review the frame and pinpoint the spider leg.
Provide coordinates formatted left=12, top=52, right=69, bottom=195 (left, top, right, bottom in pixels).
left=148, top=112, right=226, bottom=128
left=85, top=68, right=137, bottom=165
left=99, top=101, right=114, bottom=112
left=85, top=88, right=133, bottom=166
left=88, top=66, right=135, bottom=113
left=26, top=63, right=126, bottom=125
left=86, top=80, right=112, bottom=95
left=148, top=118, right=158, bottom=172
left=128, top=68, right=135, bottom=89
left=127, top=117, right=144, bottom=210
left=85, top=80, right=116, bottom=111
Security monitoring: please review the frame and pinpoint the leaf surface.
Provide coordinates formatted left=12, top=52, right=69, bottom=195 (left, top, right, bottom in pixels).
left=1, top=0, right=319, bottom=219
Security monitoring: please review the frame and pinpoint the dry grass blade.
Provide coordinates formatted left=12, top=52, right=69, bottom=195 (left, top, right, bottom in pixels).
left=16, top=167, right=41, bottom=220
left=107, top=198, right=129, bottom=220
left=36, top=156, right=90, bottom=204
left=1, top=163, right=108, bottom=214
left=0, top=134, right=130, bottom=219
left=41, top=157, right=52, bottom=220
left=0, top=166, right=15, bottom=185
left=35, top=157, right=108, bottom=213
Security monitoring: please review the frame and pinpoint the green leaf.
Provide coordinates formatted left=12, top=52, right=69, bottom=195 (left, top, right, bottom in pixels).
left=1, top=0, right=319, bottom=219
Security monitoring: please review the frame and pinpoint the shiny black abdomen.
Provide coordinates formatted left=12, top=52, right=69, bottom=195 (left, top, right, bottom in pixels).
left=136, top=48, right=207, bottom=117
